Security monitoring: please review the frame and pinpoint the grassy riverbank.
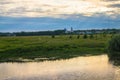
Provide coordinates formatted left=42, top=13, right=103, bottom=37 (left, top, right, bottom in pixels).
left=0, top=35, right=111, bottom=62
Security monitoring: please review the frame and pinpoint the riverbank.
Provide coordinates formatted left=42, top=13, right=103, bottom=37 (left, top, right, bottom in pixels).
left=0, top=35, right=111, bottom=62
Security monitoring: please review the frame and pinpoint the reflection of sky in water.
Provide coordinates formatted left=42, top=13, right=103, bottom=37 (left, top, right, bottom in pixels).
left=0, top=55, right=119, bottom=80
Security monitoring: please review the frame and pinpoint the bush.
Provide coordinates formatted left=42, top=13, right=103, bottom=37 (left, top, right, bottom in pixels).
left=52, top=35, right=55, bottom=38
left=77, top=35, right=80, bottom=39
left=69, top=35, right=72, bottom=39
left=108, top=35, right=120, bottom=60
left=83, top=34, right=88, bottom=39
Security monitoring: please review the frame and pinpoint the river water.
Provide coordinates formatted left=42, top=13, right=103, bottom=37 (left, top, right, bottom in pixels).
left=0, top=55, right=120, bottom=80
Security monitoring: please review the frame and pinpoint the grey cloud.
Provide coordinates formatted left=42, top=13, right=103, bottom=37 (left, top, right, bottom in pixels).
left=108, top=4, right=120, bottom=8
left=3, top=4, right=65, bottom=15
left=40, top=4, right=68, bottom=8
left=5, top=7, right=27, bottom=15
left=7, top=7, right=43, bottom=13
left=2, top=7, right=53, bottom=17
left=102, top=0, right=119, bottom=1
left=0, top=1, right=13, bottom=5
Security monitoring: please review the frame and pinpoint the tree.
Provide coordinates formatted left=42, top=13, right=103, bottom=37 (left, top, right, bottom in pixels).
left=108, top=35, right=120, bottom=60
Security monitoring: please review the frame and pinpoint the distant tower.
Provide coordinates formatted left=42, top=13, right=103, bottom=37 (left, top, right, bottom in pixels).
left=71, top=27, right=73, bottom=32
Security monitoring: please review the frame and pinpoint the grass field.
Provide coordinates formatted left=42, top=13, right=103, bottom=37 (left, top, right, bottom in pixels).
left=0, top=35, right=112, bottom=62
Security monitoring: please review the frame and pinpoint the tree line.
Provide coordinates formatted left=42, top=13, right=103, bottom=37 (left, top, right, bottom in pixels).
left=0, top=28, right=119, bottom=36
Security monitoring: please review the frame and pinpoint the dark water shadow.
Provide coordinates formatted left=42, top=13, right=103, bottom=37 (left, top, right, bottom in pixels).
left=109, top=58, right=120, bottom=66
left=111, top=60, right=120, bottom=66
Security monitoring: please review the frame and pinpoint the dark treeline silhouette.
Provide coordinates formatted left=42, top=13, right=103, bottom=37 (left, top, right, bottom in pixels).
left=0, top=28, right=120, bottom=36
left=16, top=30, right=66, bottom=36
left=0, top=30, right=66, bottom=36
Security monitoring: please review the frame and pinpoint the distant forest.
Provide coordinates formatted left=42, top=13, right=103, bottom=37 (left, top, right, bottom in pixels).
left=0, top=29, right=120, bottom=36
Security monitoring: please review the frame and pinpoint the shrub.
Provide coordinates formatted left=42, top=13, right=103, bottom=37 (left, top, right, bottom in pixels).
left=69, top=35, right=72, bottom=39
left=83, top=34, right=88, bottom=39
left=108, top=35, right=120, bottom=60
left=77, top=35, right=80, bottom=39
left=51, top=35, right=55, bottom=38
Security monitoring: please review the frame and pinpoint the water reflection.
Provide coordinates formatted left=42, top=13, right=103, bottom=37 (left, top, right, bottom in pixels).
left=0, top=55, right=120, bottom=80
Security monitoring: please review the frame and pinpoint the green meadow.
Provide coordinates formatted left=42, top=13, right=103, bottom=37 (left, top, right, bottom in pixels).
left=0, top=35, right=112, bottom=62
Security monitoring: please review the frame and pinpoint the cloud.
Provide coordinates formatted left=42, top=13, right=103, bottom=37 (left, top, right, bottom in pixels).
left=102, top=0, right=119, bottom=1
left=108, top=4, right=120, bottom=8
left=0, top=0, right=119, bottom=32
left=0, top=0, right=119, bottom=18
left=0, top=1, right=12, bottom=4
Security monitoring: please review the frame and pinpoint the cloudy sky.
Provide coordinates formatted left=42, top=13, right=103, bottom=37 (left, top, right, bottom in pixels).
left=0, top=0, right=120, bottom=32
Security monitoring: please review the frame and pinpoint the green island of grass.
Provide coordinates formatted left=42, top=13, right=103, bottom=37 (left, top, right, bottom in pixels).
left=0, top=35, right=112, bottom=62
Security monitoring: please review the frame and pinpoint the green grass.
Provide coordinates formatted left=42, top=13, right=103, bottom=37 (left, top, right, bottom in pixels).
left=0, top=35, right=111, bottom=62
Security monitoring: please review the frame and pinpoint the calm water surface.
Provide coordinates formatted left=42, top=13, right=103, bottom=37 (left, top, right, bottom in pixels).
left=0, top=55, right=120, bottom=80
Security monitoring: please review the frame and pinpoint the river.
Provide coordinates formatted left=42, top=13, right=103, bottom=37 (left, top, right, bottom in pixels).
left=0, top=55, right=120, bottom=80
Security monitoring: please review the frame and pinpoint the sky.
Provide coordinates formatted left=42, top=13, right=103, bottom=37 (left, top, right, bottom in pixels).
left=0, top=0, right=120, bottom=32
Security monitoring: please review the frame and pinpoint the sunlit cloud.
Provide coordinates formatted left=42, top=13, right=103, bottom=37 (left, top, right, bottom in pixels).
left=0, top=0, right=119, bottom=18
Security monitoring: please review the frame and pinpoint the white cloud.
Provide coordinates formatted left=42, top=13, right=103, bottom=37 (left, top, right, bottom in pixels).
left=0, top=0, right=119, bottom=18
